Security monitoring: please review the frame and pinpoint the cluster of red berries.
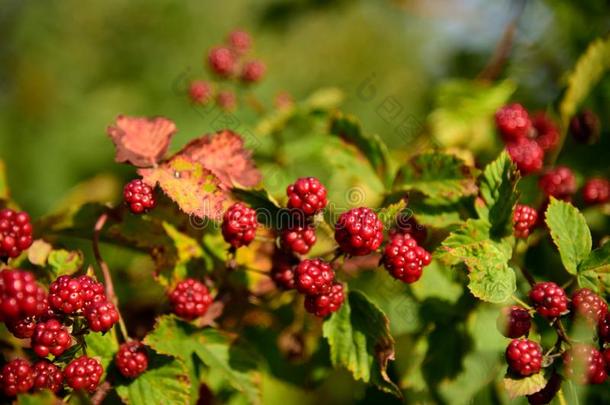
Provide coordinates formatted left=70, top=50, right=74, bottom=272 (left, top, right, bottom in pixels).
left=498, top=283, right=610, bottom=403
left=123, top=179, right=156, bottom=215
left=0, top=268, right=123, bottom=396
left=0, top=208, right=33, bottom=261
left=188, top=29, right=266, bottom=111
left=168, top=278, right=214, bottom=320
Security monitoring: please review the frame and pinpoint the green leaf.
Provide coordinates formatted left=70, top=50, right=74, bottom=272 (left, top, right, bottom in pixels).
left=231, top=187, right=282, bottom=229
left=17, top=391, right=57, bottom=405
left=429, top=79, right=515, bottom=153
left=393, top=152, right=477, bottom=202
left=144, top=315, right=261, bottom=404
left=408, top=198, right=465, bottom=228
left=305, top=87, right=344, bottom=111
left=85, top=329, right=119, bottom=372
left=323, top=290, right=401, bottom=398
left=378, top=200, right=407, bottom=231
left=156, top=222, right=204, bottom=287
left=560, top=36, right=610, bottom=127
left=476, top=151, right=520, bottom=237
left=115, top=353, right=191, bottom=405
left=545, top=198, right=592, bottom=275
left=48, top=249, right=84, bottom=277
left=27, top=240, right=53, bottom=266
left=503, top=372, right=547, bottom=399
left=0, top=159, right=8, bottom=200
left=579, top=241, right=610, bottom=274
left=329, top=112, right=392, bottom=187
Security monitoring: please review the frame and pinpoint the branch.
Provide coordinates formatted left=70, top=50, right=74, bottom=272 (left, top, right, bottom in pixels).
left=91, top=381, right=112, bottom=405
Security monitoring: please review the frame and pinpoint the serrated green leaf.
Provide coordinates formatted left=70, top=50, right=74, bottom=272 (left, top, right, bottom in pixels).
left=393, top=152, right=477, bottom=202
left=115, top=353, right=191, bottom=405
left=323, top=290, right=401, bottom=398
left=379, top=200, right=407, bottom=231
left=0, top=160, right=8, bottom=200
left=48, top=249, right=83, bottom=277
left=476, top=151, right=520, bottom=237
left=144, top=315, right=261, bottom=404
left=503, top=372, right=547, bottom=399
left=17, top=391, right=57, bottom=405
left=329, top=112, right=393, bottom=187
left=545, top=198, right=592, bottom=275
left=467, top=249, right=516, bottom=304
left=560, top=36, right=610, bottom=127
left=231, top=187, right=283, bottom=229
left=408, top=198, right=465, bottom=228
left=85, top=329, right=119, bottom=372
left=579, top=241, right=610, bottom=273
left=577, top=269, right=600, bottom=293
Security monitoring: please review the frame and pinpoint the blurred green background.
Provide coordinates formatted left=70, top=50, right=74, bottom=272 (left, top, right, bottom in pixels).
left=2, top=1, right=610, bottom=404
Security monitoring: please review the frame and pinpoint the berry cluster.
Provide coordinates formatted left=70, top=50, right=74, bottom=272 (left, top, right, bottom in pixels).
left=123, top=179, right=156, bottom=215
left=221, top=202, right=259, bottom=248
left=296, top=259, right=344, bottom=317
left=382, top=233, right=431, bottom=284
left=0, top=270, right=120, bottom=396
left=513, top=204, right=538, bottom=239
left=188, top=29, right=266, bottom=111
left=168, top=278, right=213, bottom=320
left=0, top=208, right=33, bottom=260
left=115, top=341, right=149, bottom=379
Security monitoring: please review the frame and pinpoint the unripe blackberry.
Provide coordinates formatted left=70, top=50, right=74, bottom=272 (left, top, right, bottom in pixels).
left=281, top=225, right=316, bottom=255
left=505, top=338, right=542, bottom=376
left=221, top=203, right=258, bottom=248
left=216, top=90, right=237, bottom=111
left=227, top=30, right=251, bottom=54
left=582, top=178, right=610, bottom=205
left=495, top=104, right=532, bottom=142
left=532, top=112, right=560, bottom=151
left=304, top=282, right=344, bottom=317
left=571, top=288, right=607, bottom=324
left=0, top=358, right=33, bottom=397
left=392, top=215, right=427, bottom=246
left=270, top=250, right=298, bottom=290
left=32, top=319, right=72, bottom=357
left=529, top=282, right=569, bottom=318
left=6, top=317, right=36, bottom=339
left=563, top=344, right=607, bottom=384
left=48, top=275, right=105, bottom=314
left=168, top=278, right=213, bottom=320
left=570, top=110, right=600, bottom=144
left=382, top=233, right=431, bottom=284
left=241, top=60, right=266, bottom=83
left=188, top=80, right=213, bottom=105
left=538, top=167, right=577, bottom=200
left=513, top=204, right=538, bottom=238
left=335, top=207, right=383, bottom=256
left=32, top=360, right=63, bottom=393
left=76, top=275, right=106, bottom=308
left=0, top=208, right=33, bottom=260
left=208, top=46, right=236, bottom=77
left=123, top=179, right=156, bottom=214
left=294, top=259, right=335, bottom=296
left=286, top=177, right=328, bottom=216
left=63, top=356, right=103, bottom=392
left=527, top=372, right=561, bottom=405
left=496, top=306, right=531, bottom=338
left=85, top=301, right=120, bottom=333
left=0, top=269, right=48, bottom=321
left=116, top=341, right=148, bottom=378
left=506, top=138, right=544, bottom=175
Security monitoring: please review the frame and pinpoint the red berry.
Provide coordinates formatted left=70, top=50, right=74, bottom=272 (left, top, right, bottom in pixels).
left=527, top=372, right=561, bottom=405
left=382, top=233, right=431, bottom=284
left=513, top=204, right=538, bottom=238
left=506, top=138, right=544, bottom=175
left=294, top=259, right=335, bottom=296
left=538, top=166, right=577, bottom=200
left=216, top=90, right=237, bottom=111
left=227, top=30, right=251, bottom=54
left=286, top=177, right=328, bottom=216
left=208, top=46, right=236, bottom=77
left=571, top=288, right=607, bottom=323
left=0, top=358, right=33, bottom=396
left=32, top=360, right=63, bottom=393
left=0, top=269, right=48, bottom=321
left=6, top=317, right=36, bottom=339
left=168, top=279, right=213, bottom=320
left=570, top=110, right=600, bottom=144
left=32, top=319, right=72, bottom=357
left=123, top=179, right=156, bottom=215
left=281, top=225, right=316, bottom=255
left=582, top=178, right=610, bottom=205
left=529, top=282, right=569, bottom=318
left=496, top=104, right=532, bottom=142
left=221, top=203, right=258, bottom=248
left=563, top=344, right=606, bottom=384
left=241, top=60, right=266, bottom=83
left=505, top=338, right=542, bottom=376
left=63, top=356, right=103, bottom=392
left=188, top=80, right=213, bottom=105
left=271, top=250, right=298, bottom=290
left=532, top=112, right=560, bottom=151
left=76, top=275, right=106, bottom=308
left=85, top=301, right=119, bottom=333
left=335, top=207, right=383, bottom=256
left=598, top=312, right=610, bottom=343
left=392, top=215, right=427, bottom=246
left=0, top=208, right=33, bottom=259
left=116, top=341, right=148, bottom=378
left=496, top=306, right=531, bottom=338
left=48, top=275, right=105, bottom=314
left=304, top=282, right=345, bottom=317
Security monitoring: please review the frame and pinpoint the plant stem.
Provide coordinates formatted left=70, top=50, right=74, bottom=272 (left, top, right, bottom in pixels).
left=511, top=295, right=533, bottom=311
left=91, top=381, right=112, bottom=405
left=93, top=211, right=130, bottom=342
left=519, top=266, right=536, bottom=286
left=557, top=388, right=568, bottom=405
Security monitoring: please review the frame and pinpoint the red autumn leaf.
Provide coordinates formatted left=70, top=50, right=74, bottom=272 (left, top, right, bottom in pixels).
left=138, top=155, right=229, bottom=220
left=107, top=115, right=177, bottom=167
left=177, top=130, right=262, bottom=188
